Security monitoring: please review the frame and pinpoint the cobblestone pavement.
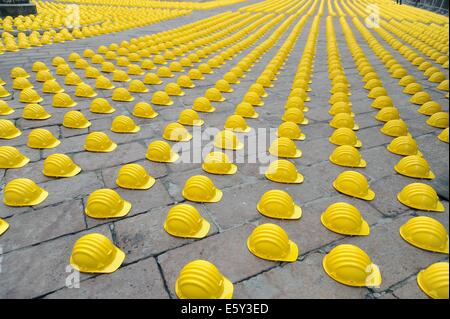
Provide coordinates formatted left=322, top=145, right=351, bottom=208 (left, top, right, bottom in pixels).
left=0, top=0, right=448, bottom=299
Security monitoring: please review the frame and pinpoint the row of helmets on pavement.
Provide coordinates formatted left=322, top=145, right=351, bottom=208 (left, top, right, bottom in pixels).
left=0, top=8, right=309, bottom=299
left=337, top=6, right=448, bottom=300
left=349, top=14, right=449, bottom=142
left=0, top=1, right=192, bottom=54
left=1, top=4, right=449, bottom=299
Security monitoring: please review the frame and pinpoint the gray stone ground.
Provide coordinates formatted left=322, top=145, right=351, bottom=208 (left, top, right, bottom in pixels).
left=0, top=1, right=448, bottom=299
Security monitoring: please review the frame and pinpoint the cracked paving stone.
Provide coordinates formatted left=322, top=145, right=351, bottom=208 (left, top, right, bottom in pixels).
left=0, top=225, right=111, bottom=298
left=0, top=200, right=86, bottom=253
left=44, top=258, right=169, bottom=299
left=157, top=224, right=275, bottom=298
left=114, top=203, right=218, bottom=263
left=234, top=252, right=368, bottom=299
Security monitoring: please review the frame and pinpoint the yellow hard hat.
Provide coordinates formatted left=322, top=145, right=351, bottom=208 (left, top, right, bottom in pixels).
left=214, top=130, right=243, bottom=150
left=162, top=122, right=192, bottom=141
left=85, top=189, right=131, bottom=218
left=165, top=82, right=184, bottom=96
left=410, top=91, right=432, bottom=105
left=399, top=75, right=416, bottom=87
left=178, top=109, right=204, bottom=126
left=0, top=218, right=9, bottom=236
left=19, top=88, right=43, bottom=103
left=403, top=82, right=423, bottom=95
left=321, top=202, right=370, bottom=236
left=0, top=146, right=29, bottom=169
left=164, top=204, right=210, bottom=238
left=65, top=72, right=83, bottom=86
left=285, top=96, right=307, bottom=111
left=56, top=64, right=72, bottom=76
left=63, top=111, right=91, bottom=129
left=177, top=75, right=195, bottom=88
left=243, top=91, right=264, bottom=106
left=141, top=59, right=156, bottom=70
left=394, top=155, right=435, bottom=179
left=32, top=61, right=48, bottom=72
left=418, top=101, right=442, bottom=116
left=417, top=262, right=449, bottom=299
left=182, top=175, right=222, bottom=203
left=380, top=119, right=410, bottom=137
left=75, top=83, right=97, bottom=98
left=329, top=92, right=351, bottom=104
left=127, top=64, right=144, bottom=76
left=371, top=95, right=394, bottom=109
left=133, top=102, right=158, bottom=119
left=426, top=112, right=449, bottom=129
left=157, top=66, right=174, bottom=78
left=247, top=223, right=298, bottom=262
left=215, top=79, right=233, bottom=93
left=224, top=71, right=240, bottom=84
left=70, top=233, right=125, bottom=273
left=111, top=115, right=140, bottom=133
left=101, top=62, right=116, bottom=73
left=205, top=88, right=225, bottom=102
left=397, top=183, right=444, bottom=212
left=265, top=159, right=304, bottom=184
left=329, top=102, right=354, bottom=117
left=387, top=134, right=421, bottom=156
left=282, top=108, right=308, bottom=124
left=90, top=98, right=115, bottom=114
left=43, top=153, right=81, bottom=177
left=169, top=61, right=184, bottom=73
left=429, top=72, right=445, bottom=83
left=323, top=244, right=381, bottom=287
left=42, top=80, right=64, bottom=94
left=112, top=70, right=131, bottom=82
left=175, top=260, right=233, bottom=299
left=53, top=93, right=77, bottom=108
left=224, top=114, right=250, bottom=133
left=0, top=119, right=21, bottom=139
left=146, top=140, right=179, bottom=163
left=95, top=76, right=115, bottom=90
left=85, top=66, right=101, bottom=79
left=257, top=190, right=301, bottom=220
left=277, top=121, right=305, bottom=140
left=438, top=128, right=449, bottom=143
left=12, top=77, right=34, bottom=90
left=128, top=80, right=148, bottom=93
left=193, top=97, right=215, bottom=113
left=0, top=100, right=14, bottom=116
left=84, top=132, right=117, bottom=152
left=364, top=78, right=382, bottom=91
left=27, top=128, right=60, bottom=149
left=330, top=113, right=359, bottom=130
left=329, top=145, right=366, bottom=168
left=151, top=91, right=173, bottom=106
left=36, top=70, right=55, bottom=82
left=198, top=63, right=213, bottom=74
left=400, top=216, right=448, bottom=254
left=333, top=171, right=375, bottom=201
left=437, top=80, right=449, bottom=92
left=112, top=88, right=134, bottom=102
left=116, top=163, right=155, bottom=190
left=235, top=102, right=258, bottom=119
left=269, top=137, right=302, bottom=158
left=10, top=67, right=29, bottom=79
left=375, top=107, right=400, bottom=122
left=202, top=151, right=237, bottom=175
left=3, top=178, right=48, bottom=206
left=329, top=127, right=362, bottom=148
